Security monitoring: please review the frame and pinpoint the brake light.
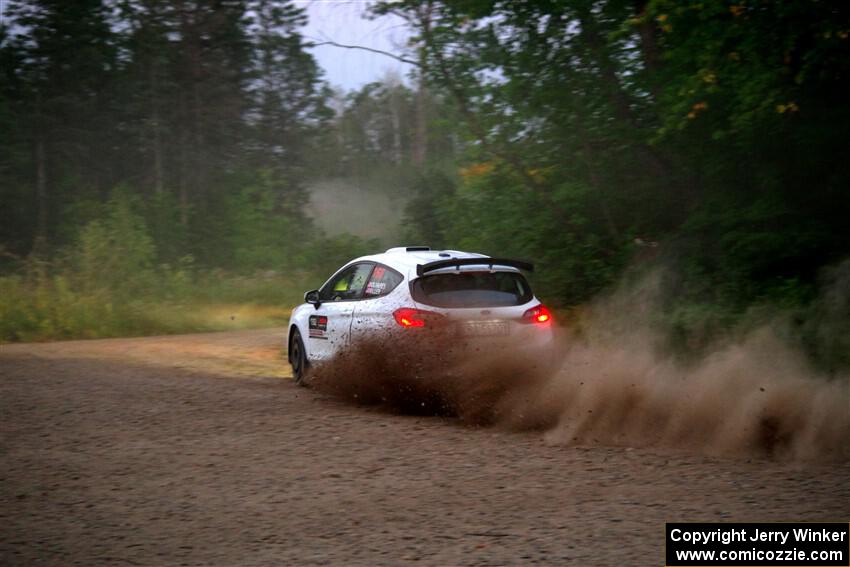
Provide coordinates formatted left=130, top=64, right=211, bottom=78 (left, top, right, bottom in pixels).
left=393, top=307, right=437, bottom=328
left=522, top=304, right=552, bottom=324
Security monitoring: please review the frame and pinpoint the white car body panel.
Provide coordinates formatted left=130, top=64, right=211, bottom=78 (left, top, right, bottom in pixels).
left=350, top=288, right=409, bottom=346
left=304, top=300, right=355, bottom=360
left=288, top=247, right=555, bottom=367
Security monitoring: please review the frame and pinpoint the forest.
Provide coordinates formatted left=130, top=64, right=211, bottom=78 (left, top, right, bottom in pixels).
left=1, top=0, right=848, bottom=371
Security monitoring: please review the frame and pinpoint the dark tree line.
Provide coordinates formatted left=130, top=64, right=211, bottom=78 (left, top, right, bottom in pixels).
left=0, top=0, right=329, bottom=265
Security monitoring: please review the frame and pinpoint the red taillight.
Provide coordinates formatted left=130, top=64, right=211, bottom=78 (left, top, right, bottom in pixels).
left=393, top=307, right=438, bottom=328
left=522, top=304, right=552, bottom=324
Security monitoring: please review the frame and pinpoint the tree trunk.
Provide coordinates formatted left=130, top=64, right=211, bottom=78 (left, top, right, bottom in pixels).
left=150, top=62, right=164, bottom=195
left=31, top=90, right=49, bottom=254
left=634, top=0, right=662, bottom=80
left=412, top=73, right=427, bottom=167
left=178, top=143, right=189, bottom=226
left=34, top=134, right=48, bottom=252
left=178, top=94, right=189, bottom=226
left=390, top=88, right=402, bottom=164
left=577, top=6, right=696, bottom=210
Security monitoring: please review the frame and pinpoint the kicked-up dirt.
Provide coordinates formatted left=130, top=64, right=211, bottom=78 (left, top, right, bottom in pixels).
left=1, top=329, right=848, bottom=566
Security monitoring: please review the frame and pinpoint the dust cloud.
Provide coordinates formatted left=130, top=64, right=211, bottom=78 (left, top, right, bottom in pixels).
left=308, top=277, right=850, bottom=462
left=306, top=179, right=407, bottom=241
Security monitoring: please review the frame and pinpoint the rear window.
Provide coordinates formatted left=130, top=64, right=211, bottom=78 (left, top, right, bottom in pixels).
left=411, top=271, right=533, bottom=308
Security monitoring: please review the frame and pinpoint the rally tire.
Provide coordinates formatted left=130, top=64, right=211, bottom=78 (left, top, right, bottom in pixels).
left=289, top=329, right=308, bottom=386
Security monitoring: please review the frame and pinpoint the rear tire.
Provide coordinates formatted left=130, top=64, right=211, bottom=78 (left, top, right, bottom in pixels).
left=289, top=329, right=308, bottom=386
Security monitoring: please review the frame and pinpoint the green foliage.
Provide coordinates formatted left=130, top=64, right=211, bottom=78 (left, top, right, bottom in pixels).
left=0, top=0, right=326, bottom=261
left=400, top=169, right=457, bottom=248
left=0, top=267, right=303, bottom=343
left=373, top=0, right=850, bottom=369
left=431, top=166, right=623, bottom=305
left=648, top=0, right=850, bottom=139
left=226, top=170, right=302, bottom=272
left=0, top=181, right=381, bottom=342
left=301, top=234, right=381, bottom=288
left=70, top=194, right=157, bottom=295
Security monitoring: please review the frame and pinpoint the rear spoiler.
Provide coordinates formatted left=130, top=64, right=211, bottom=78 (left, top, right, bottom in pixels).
left=416, top=258, right=534, bottom=277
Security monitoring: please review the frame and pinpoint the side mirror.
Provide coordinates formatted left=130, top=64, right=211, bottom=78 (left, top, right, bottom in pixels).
left=304, top=289, right=321, bottom=308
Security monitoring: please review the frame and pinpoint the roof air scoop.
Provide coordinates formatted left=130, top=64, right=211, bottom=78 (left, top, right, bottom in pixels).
left=385, top=246, right=431, bottom=253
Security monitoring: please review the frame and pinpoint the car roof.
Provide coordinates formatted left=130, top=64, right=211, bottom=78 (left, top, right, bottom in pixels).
left=349, top=247, right=520, bottom=277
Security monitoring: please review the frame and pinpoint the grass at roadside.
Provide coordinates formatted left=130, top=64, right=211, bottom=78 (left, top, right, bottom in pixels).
left=0, top=271, right=309, bottom=343
left=111, top=302, right=293, bottom=336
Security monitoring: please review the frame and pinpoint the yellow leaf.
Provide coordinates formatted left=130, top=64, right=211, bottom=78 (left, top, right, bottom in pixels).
left=460, top=162, right=495, bottom=180
left=776, top=102, right=799, bottom=114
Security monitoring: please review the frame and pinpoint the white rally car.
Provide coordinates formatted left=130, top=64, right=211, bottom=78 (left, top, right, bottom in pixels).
left=287, top=246, right=555, bottom=384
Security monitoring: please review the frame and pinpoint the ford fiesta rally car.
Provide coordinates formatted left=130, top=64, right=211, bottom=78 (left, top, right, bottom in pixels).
left=287, top=246, right=555, bottom=384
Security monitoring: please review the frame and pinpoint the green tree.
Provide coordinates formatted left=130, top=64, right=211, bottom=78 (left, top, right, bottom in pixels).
left=0, top=0, right=119, bottom=255
left=72, top=194, right=156, bottom=296
left=373, top=0, right=850, bottom=357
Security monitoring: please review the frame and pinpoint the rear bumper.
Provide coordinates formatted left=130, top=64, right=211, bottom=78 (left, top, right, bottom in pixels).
left=444, top=325, right=558, bottom=372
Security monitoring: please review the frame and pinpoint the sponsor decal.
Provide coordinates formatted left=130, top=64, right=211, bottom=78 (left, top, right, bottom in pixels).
left=308, top=315, right=328, bottom=339
left=365, top=281, right=387, bottom=296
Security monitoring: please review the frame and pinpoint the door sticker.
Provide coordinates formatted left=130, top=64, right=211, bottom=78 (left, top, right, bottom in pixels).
left=309, top=315, right=328, bottom=339
left=365, top=266, right=388, bottom=296
left=365, top=281, right=387, bottom=295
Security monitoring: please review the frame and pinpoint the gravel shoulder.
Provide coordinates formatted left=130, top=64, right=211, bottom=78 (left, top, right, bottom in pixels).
left=1, top=330, right=848, bottom=566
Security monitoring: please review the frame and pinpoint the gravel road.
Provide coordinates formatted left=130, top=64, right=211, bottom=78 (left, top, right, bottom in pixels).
left=1, top=329, right=848, bottom=566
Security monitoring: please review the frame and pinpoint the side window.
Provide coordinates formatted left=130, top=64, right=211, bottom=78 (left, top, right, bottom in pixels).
left=320, top=263, right=374, bottom=301
left=364, top=264, right=403, bottom=298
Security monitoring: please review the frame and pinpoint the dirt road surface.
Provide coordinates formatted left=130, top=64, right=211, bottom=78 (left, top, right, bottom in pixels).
left=2, top=329, right=848, bottom=566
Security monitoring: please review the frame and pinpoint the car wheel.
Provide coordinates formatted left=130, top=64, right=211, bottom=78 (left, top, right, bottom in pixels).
left=289, top=329, right=308, bottom=386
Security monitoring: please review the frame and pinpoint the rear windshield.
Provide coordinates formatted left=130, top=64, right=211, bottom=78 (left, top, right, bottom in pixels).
left=410, top=271, right=533, bottom=308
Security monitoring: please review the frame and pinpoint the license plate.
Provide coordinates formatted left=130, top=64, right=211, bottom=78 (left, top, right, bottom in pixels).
left=459, top=321, right=509, bottom=337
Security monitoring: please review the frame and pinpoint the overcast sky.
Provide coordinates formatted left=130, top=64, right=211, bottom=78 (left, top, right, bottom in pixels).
left=296, top=0, right=414, bottom=92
